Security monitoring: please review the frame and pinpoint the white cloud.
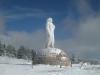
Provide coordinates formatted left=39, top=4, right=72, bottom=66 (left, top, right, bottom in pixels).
left=55, top=0, right=100, bottom=60
left=0, top=30, right=46, bottom=49
left=75, top=0, right=95, bottom=19
left=4, top=7, right=59, bottom=19
left=56, top=14, right=100, bottom=60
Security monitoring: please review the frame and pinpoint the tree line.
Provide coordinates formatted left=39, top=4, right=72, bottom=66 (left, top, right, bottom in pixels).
left=1, top=40, right=98, bottom=65
left=0, top=41, right=36, bottom=60
left=0, top=40, right=55, bottom=65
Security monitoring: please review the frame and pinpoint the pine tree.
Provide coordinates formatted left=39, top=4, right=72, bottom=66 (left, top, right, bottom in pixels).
left=0, top=41, right=4, bottom=56
left=31, top=50, right=36, bottom=64
left=6, top=45, right=16, bottom=57
left=17, top=46, right=26, bottom=59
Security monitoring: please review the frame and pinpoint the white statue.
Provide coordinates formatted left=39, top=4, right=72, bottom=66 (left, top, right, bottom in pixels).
left=46, top=17, right=55, bottom=48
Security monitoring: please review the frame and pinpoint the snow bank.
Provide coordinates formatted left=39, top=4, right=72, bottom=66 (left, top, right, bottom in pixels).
left=0, top=56, right=100, bottom=75
left=49, top=48, right=62, bottom=55
left=0, top=56, right=31, bottom=64
left=0, top=64, right=100, bottom=75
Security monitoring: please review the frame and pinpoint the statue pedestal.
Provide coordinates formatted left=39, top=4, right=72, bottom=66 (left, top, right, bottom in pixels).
left=39, top=48, right=71, bottom=67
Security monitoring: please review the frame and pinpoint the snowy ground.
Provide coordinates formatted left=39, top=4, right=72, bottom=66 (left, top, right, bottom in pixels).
left=0, top=57, right=100, bottom=75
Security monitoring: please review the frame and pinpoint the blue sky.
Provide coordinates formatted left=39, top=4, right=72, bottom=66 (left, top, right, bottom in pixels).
left=1, top=0, right=72, bottom=39
left=0, top=0, right=99, bottom=33
left=0, top=0, right=100, bottom=60
left=0, top=0, right=99, bottom=39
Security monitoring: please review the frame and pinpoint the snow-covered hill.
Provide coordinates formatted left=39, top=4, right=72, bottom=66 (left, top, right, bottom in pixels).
left=0, top=64, right=100, bottom=75
left=0, top=56, right=31, bottom=64
left=0, top=56, right=100, bottom=75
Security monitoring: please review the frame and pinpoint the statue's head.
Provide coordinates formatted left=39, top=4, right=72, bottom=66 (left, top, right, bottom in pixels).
left=47, top=17, right=53, bottom=23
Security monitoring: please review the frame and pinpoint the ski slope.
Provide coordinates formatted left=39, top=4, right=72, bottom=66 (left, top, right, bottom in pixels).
left=0, top=57, right=100, bottom=75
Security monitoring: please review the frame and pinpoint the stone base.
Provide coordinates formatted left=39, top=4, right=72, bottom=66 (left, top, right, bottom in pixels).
left=40, top=48, right=71, bottom=67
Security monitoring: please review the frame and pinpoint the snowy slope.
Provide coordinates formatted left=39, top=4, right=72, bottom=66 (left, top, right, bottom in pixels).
left=0, top=56, right=100, bottom=75
left=0, top=56, right=31, bottom=64
left=0, top=64, right=100, bottom=75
